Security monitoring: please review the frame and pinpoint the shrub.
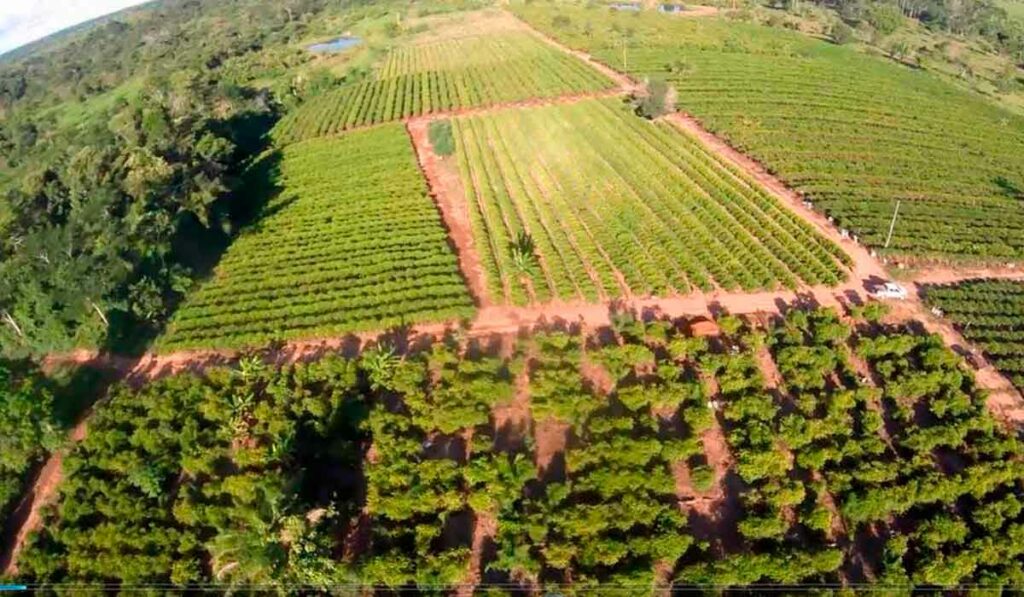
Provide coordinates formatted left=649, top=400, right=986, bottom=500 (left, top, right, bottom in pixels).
left=691, top=464, right=716, bottom=492
left=831, top=22, right=855, bottom=45
left=633, top=79, right=674, bottom=119
left=428, top=119, right=454, bottom=156
left=867, top=4, right=903, bottom=37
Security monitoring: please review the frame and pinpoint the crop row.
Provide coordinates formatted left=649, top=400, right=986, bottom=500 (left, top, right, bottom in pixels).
left=924, top=279, right=1024, bottom=392
left=20, top=307, right=1024, bottom=589
left=513, top=4, right=1024, bottom=261
left=452, top=98, right=848, bottom=305
left=158, top=125, right=473, bottom=351
left=271, top=33, right=613, bottom=145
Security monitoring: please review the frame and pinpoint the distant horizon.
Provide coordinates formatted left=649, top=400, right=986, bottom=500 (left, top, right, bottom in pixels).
left=0, top=0, right=151, bottom=56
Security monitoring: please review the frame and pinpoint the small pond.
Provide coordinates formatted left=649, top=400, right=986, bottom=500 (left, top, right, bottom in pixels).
left=307, top=36, right=362, bottom=54
left=609, top=3, right=642, bottom=11
left=660, top=4, right=687, bottom=12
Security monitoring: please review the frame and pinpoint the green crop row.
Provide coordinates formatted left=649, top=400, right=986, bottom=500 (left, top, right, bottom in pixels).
left=21, top=308, right=1024, bottom=590
left=271, top=33, right=614, bottom=145
left=513, top=3, right=1024, bottom=262
left=924, top=279, right=1024, bottom=393
left=452, top=99, right=849, bottom=305
left=158, top=125, right=473, bottom=352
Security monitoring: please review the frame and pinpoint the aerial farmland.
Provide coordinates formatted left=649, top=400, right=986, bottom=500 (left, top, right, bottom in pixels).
left=2, top=0, right=1024, bottom=592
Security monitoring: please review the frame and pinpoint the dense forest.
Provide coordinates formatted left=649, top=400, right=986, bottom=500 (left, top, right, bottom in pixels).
left=0, top=0, right=401, bottom=357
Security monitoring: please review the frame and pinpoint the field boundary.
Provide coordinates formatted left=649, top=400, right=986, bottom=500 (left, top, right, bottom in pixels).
left=9, top=8, right=1024, bottom=578
left=405, top=119, right=491, bottom=306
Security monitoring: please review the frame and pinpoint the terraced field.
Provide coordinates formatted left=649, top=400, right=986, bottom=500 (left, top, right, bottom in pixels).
left=158, top=125, right=473, bottom=351
left=453, top=98, right=849, bottom=305
left=271, top=31, right=614, bottom=144
left=924, top=279, right=1024, bottom=392
left=515, top=5, right=1024, bottom=261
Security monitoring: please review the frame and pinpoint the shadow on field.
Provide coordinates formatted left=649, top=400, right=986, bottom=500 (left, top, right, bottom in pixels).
left=101, top=109, right=282, bottom=357
left=995, top=175, right=1024, bottom=201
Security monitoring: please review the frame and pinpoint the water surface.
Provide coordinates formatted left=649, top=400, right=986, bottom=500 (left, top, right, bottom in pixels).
left=307, top=36, right=362, bottom=54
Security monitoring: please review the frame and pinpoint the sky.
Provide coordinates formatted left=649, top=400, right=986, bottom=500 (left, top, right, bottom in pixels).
left=0, top=0, right=150, bottom=55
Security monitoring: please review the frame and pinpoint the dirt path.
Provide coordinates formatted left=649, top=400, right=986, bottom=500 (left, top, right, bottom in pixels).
left=15, top=15, right=1024, bottom=578
left=0, top=416, right=88, bottom=576
left=904, top=265, right=1024, bottom=285
left=665, top=113, right=889, bottom=293
left=459, top=510, right=497, bottom=597
left=671, top=5, right=721, bottom=17
left=405, top=87, right=624, bottom=127
left=886, top=299, right=1024, bottom=424
left=407, top=119, right=490, bottom=306
left=514, top=13, right=640, bottom=95
left=681, top=371, right=742, bottom=553
left=658, top=115, right=1024, bottom=428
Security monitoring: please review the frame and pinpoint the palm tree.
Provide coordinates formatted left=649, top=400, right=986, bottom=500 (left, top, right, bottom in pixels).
left=361, top=344, right=399, bottom=391
left=208, top=484, right=350, bottom=590
left=509, top=231, right=537, bottom=275
left=209, top=486, right=288, bottom=587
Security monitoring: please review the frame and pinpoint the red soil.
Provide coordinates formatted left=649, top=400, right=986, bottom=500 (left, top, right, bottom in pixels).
left=458, top=510, right=497, bottom=597
left=534, top=418, right=570, bottom=481
left=493, top=363, right=532, bottom=453
left=1, top=416, right=87, bottom=576
left=407, top=119, right=491, bottom=306
left=15, top=17, right=1024, bottom=579
left=907, top=265, right=1024, bottom=286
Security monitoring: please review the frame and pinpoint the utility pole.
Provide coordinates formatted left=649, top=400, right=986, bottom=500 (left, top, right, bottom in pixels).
left=884, top=200, right=901, bottom=249
left=622, top=37, right=628, bottom=71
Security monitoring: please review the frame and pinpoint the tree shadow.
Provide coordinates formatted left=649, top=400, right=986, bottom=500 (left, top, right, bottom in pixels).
left=48, top=362, right=124, bottom=429
left=101, top=148, right=284, bottom=356
left=994, top=176, right=1023, bottom=201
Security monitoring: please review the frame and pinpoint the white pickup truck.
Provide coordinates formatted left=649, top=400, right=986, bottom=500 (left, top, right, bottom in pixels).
left=870, top=282, right=909, bottom=300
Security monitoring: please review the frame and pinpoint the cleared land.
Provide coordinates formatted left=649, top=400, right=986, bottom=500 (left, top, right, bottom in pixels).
left=924, top=279, right=1024, bottom=392
left=515, top=5, right=1024, bottom=262
left=452, top=98, right=850, bottom=305
left=17, top=308, right=1024, bottom=589
left=158, top=125, right=473, bottom=351
left=271, top=30, right=614, bottom=144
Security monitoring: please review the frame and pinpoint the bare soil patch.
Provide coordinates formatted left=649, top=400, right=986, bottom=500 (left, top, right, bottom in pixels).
left=907, top=265, right=1024, bottom=285
left=407, top=119, right=490, bottom=306
left=534, top=418, right=569, bottom=484
left=0, top=415, right=88, bottom=576
left=406, top=9, right=526, bottom=45
left=458, top=510, right=498, bottom=597
left=494, top=363, right=531, bottom=453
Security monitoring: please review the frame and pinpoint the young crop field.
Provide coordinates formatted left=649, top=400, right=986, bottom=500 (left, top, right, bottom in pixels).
left=452, top=98, right=850, bottom=304
left=271, top=31, right=614, bottom=144
left=924, top=279, right=1024, bottom=392
left=515, top=4, right=1024, bottom=262
left=16, top=307, right=1024, bottom=589
left=158, top=125, right=473, bottom=351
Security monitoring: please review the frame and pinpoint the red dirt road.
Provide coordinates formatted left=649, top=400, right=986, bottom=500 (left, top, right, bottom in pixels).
left=0, top=417, right=87, bottom=576
left=407, top=119, right=491, bottom=306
